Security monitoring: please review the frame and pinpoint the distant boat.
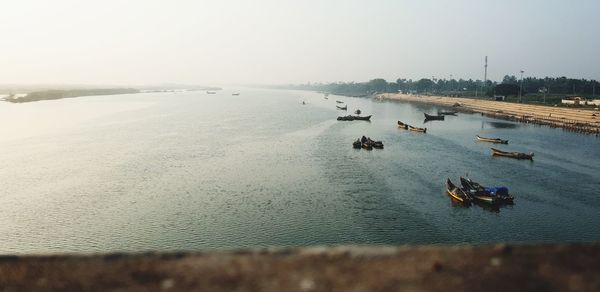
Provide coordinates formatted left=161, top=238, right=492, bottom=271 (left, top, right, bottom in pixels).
left=424, top=113, right=445, bottom=120
left=336, top=100, right=344, bottom=104
left=491, top=148, right=534, bottom=160
left=336, top=105, right=347, bottom=110
left=408, top=125, right=427, bottom=133
left=437, top=110, right=458, bottom=115
left=232, top=93, right=240, bottom=96
left=324, top=93, right=329, bottom=97
left=206, top=91, right=216, bottom=94
left=476, top=135, right=508, bottom=144
left=354, top=109, right=361, bottom=115
left=302, top=101, right=306, bottom=105
left=337, top=115, right=372, bottom=121
left=397, top=121, right=409, bottom=129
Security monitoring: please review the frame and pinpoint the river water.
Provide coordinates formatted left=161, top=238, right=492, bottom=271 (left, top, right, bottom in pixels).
left=1, top=88, right=599, bottom=254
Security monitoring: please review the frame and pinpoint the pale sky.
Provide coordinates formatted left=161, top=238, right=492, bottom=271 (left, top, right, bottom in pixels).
left=0, top=0, right=598, bottom=86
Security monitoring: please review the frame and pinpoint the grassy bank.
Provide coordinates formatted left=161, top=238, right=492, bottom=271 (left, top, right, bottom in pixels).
left=4, top=88, right=139, bottom=103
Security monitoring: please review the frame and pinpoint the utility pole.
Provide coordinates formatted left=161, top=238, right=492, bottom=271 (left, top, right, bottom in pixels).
left=484, top=56, right=488, bottom=85
left=519, top=70, right=524, bottom=103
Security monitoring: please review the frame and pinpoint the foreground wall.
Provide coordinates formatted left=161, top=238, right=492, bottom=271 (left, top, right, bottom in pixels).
left=0, top=244, right=598, bottom=291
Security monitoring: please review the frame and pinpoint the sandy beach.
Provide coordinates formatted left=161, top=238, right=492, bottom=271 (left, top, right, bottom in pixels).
left=381, top=93, right=600, bottom=135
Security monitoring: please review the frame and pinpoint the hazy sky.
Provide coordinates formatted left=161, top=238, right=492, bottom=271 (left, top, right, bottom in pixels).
left=1, top=0, right=598, bottom=85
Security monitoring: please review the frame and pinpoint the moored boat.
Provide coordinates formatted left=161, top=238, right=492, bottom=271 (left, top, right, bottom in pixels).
left=353, top=139, right=362, bottom=149
left=460, top=177, right=514, bottom=204
left=438, top=110, right=457, bottom=115
left=397, top=120, right=408, bottom=129
left=424, top=113, right=445, bottom=120
left=360, top=136, right=383, bottom=149
left=232, top=93, right=240, bottom=96
left=206, top=91, right=216, bottom=94
left=337, top=115, right=372, bottom=121
left=446, top=178, right=472, bottom=204
left=491, top=148, right=534, bottom=160
left=408, top=125, right=427, bottom=133
left=476, top=135, right=508, bottom=144
left=336, top=105, right=348, bottom=110
left=336, top=100, right=344, bottom=104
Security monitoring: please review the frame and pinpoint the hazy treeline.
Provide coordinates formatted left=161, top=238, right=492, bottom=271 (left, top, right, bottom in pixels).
left=289, top=76, right=599, bottom=98
left=6, top=88, right=139, bottom=103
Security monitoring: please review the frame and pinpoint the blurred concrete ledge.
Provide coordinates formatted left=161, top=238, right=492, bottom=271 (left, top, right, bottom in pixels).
left=0, top=244, right=598, bottom=291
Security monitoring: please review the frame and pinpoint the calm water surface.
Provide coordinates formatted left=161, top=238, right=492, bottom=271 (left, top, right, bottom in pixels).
left=1, top=88, right=599, bottom=254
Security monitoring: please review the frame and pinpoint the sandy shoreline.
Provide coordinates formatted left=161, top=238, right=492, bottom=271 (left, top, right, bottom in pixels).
left=380, top=93, right=600, bottom=136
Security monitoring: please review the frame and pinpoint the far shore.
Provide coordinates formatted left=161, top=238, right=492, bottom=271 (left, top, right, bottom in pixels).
left=380, top=93, right=600, bottom=136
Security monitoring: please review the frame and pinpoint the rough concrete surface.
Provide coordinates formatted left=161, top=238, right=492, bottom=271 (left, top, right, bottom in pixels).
left=0, top=244, right=598, bottom=291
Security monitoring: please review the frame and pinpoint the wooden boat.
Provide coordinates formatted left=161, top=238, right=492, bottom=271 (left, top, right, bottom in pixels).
left=354, top=109, right=361, bottom=115
left=491, top=148, right=534, bottom=160
left=424, top=113, right=445, bottom=120
left=460, top=177, right=514, bottom=203
left=438, top=110, right=457, bottom=115
left=446, top=179, right=472, bottom=204
left=397, top=121, right=408, bottom=129
left=476, top=135, right=508, bottom=144
left=362, top=142, right=373, bottom=150
left=360, top=136, right=383, bottom=149
left=408, top=125, right=427, bottom=133
left=459, top=176, right=500, bottom=205
left=337, top=115, right=372, bottom=121
left=336, top=100, right=344, bottom=104
left=336, top=105, right=347, bottom=110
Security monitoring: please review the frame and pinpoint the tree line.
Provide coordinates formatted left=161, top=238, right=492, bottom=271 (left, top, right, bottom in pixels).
left=288, top=76, right=599, bottom=98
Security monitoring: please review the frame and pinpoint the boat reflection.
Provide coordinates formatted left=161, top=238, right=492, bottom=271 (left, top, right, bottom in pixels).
left=484, top=121, right=519, bottom=129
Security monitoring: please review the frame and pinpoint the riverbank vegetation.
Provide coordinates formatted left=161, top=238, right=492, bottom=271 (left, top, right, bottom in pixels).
left=287, top=76, right=599, bottom=105
left=4, top=88, right=140, bottom=103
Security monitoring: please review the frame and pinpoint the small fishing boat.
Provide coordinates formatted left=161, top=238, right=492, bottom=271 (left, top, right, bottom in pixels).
left=362, top=142, right=373, bottom=150
left=354, top=109, right=361, bottom=115
left=476, top=135, right=508, bottom=144
left=397, top=121, right=408, bottom=129
left=360, top=136, right=383, bottom=149
left=232, top=93, right=240, bottom=96
left=459, top=177, right=500, bottom=205
left=336, top=100, right=344, bottom=104
left=491, top=148, right=534, bottom=160
left=408, top=125, right=427, bottom=133
left=302, top=101, right=306, bottom=105
left=446, top=178, right=472, bottom=204
left=460, top=177, right=514, bottom=203
left=424, top=113, right=445, bottom=120
left=352, top=139, right=362, bottom=149
left=336, top=105, right=348, bottom=110
left=206, top=91, right=216, bottom=94
left=337, top=115, right=372, bottom=121
left=437, top=110, right=457, bottom=115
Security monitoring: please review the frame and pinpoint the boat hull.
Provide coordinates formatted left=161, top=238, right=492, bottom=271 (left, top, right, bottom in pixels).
left=476, top=135, right=508, bottom=144
left=424, top=113, right=445, bottom=120
left=491, top=148, right=534, bottom=160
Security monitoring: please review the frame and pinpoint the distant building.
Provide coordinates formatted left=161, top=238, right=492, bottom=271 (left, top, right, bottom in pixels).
left=561, top=97, right=600, bottom=106
left=562, top=96, right=585, bottom=105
